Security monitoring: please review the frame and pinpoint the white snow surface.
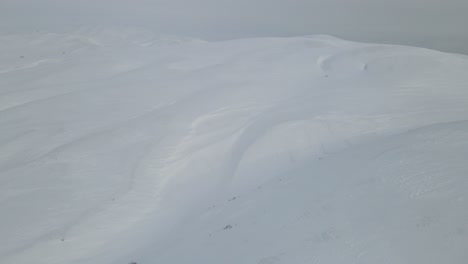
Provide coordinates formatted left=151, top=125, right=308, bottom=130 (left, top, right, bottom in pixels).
left=1, top=30, right=468, bottom=264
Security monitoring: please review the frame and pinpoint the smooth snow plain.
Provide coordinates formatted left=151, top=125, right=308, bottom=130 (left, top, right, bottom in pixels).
left=1, top=29, right=468, bottom=264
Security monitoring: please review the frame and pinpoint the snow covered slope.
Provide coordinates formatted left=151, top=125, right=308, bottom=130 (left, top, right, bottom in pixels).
left=1, top=30, right=468, bottom=264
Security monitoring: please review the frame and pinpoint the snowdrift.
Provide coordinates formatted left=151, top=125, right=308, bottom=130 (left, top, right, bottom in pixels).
left=1, top=30, right=468, bottom=264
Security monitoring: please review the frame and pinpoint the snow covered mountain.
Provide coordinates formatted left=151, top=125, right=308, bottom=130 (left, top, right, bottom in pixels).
left=1, top=30, right=468, bottom=264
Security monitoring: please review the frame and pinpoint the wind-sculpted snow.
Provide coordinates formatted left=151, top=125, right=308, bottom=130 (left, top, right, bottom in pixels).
left=1, top=31, right=468, bottom=264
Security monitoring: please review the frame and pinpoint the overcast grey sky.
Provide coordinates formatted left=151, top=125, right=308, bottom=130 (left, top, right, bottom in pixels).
left=2, top=0, right=468, bottom=54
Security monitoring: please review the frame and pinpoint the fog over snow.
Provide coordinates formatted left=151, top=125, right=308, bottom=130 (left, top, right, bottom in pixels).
left=1, top=1, right=468, bottom=264
left=1, top=0, right=468, bottom=54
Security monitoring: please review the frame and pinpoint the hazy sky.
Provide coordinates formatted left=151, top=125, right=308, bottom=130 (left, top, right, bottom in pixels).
left=2, top=0, right=468, bottom=54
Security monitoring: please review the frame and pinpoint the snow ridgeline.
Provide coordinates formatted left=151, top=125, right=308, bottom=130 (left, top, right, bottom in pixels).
left=1, top=31, right=468, bottom=264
